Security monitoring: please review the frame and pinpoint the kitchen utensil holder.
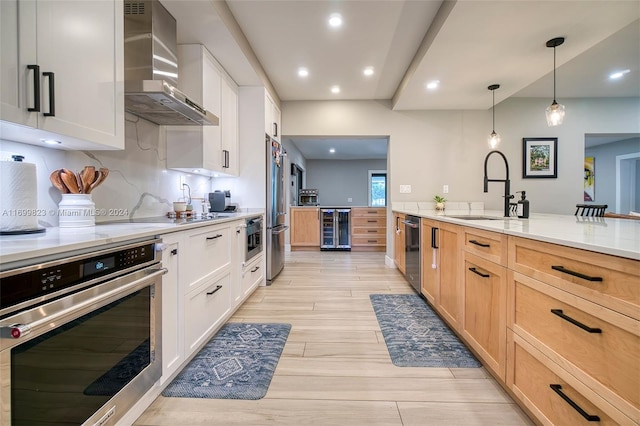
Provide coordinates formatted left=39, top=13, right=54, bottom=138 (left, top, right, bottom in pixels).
left=58, top=194, right=95, bottom=227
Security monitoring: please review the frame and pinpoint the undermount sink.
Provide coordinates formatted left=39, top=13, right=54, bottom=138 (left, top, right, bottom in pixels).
left=446, top=215, right=503, bottom=220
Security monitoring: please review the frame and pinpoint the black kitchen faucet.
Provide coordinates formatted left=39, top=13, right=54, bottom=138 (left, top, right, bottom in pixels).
left=483, top=150, right=513, bottom=218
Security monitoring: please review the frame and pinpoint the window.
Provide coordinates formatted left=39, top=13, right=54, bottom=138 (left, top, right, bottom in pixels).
left=368, top=170, right=387, bottom=207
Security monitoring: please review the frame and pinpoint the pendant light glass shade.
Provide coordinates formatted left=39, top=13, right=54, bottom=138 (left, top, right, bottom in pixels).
left=487, top=84, right=501, bottom=149
left=545, top=37, right=565, bottom=127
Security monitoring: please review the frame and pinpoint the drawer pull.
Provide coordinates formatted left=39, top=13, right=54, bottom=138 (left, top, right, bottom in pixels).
left=206, top=234, right=223, bottom=240
left=170, top=248, right=178, bottom=256
left=367, top=220, right=377, bottom=223
left=367, top=230, right=377, bottom=233
left=368, top=240, right=377, bottom=243
left=206, top=285, right=223, bottom=295
left=251, top=266, right=260, bottom=273
left=550, top=309, right=602, bottom=333
left=549, top=384, right=601, bottom=422
left=551, top=265, right=603, bottom=282
left=469, top=267, right=490, bottom=278
left=469, top=239, right=490, bottom=248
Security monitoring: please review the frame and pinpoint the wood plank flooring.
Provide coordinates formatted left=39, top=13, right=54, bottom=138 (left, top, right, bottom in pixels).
left=135, top=251, right=533, bottom=425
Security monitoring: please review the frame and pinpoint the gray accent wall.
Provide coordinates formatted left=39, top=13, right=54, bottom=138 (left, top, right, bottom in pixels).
left=585, top=137, right=640, bottom=213
left=306, top=159, right=387, bottom=206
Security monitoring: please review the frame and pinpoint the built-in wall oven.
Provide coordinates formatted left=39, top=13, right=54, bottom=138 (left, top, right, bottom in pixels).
left=0, top=239, right=166, bottom=426
left=246, top=216, right=264, bottom=262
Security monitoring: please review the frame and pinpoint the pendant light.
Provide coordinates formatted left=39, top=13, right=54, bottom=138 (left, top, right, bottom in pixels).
left=545, top=37, right=565, bottom=126
left=487, top=84, right=501, bottom=149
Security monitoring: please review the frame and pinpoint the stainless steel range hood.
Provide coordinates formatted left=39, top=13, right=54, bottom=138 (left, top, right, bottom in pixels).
left=124, top=0, right=219, bottom=126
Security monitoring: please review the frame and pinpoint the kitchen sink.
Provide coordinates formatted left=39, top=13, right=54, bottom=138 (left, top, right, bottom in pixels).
left=446, top=215, right=503, bottom=220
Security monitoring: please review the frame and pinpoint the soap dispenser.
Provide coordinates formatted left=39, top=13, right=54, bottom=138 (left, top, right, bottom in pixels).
left=516, top=191, right=529, bottom=218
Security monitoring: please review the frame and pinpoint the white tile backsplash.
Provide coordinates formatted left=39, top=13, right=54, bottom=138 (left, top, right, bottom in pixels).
left=0, top=116, right=213, bottom=226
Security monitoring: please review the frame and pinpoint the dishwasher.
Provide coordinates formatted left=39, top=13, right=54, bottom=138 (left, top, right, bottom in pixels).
left=403, top=215, right=421, bottom=293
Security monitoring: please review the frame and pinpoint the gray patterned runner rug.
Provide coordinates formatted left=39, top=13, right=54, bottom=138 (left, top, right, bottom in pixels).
left=370, top=294, right=480, bottom=368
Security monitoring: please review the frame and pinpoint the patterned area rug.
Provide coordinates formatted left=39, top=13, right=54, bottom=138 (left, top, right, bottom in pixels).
left=162, top=323, right=291, bottom=400
left=370, top=294, right=481, bottom=368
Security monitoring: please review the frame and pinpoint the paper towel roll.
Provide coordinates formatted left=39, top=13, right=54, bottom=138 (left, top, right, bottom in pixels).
left=0, top=159, right=39, bottom=232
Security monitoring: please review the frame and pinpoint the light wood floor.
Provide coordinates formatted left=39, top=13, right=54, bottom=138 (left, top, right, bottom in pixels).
left=135, top=251, right=533, bottom=425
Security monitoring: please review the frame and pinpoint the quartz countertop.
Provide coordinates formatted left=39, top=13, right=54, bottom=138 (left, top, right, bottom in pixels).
left=0, top=209, right=265, bottom=269
left=394, top=208, right=640, bottom=260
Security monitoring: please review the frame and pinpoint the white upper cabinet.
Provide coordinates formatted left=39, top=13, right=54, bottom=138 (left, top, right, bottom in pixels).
left=0, top=0, right=124, bottom=150
left=166, top=44, right=238, bottom=177
left=264, top=92, right=281, bottom=141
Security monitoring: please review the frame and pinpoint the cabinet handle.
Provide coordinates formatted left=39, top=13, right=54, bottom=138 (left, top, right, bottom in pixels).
left=367, top=230, right=377, bottom=233
left=367, top=220, right=376, bottom=223
left=549, top=384, right=601, bottom=422
left=206, top=285, right=223, bottom=295
left=431, top=227, right=439, bottom=249
left=222, top=149, right=229, bottom=168
left=468, top=267, right=490, bottom=278
left=170, top=248, right=178, bottom=255
left=550, top=309, right=602, bottom=333
left=367, top=211, right=377, bottom=214
left=551, top=265, right=603, bottom=282
left=27, top=65, right=40, bottom=112
left=469, top=239, right=490, bottom=248
left=368, top=240, right=377, bottom=243
left=43, top=72, right=55, bottom=116
left=251, top=266, right=260, bottom=273
left=206, top=234, right=223, bottom=240
left=273, top=122, right=278, bottom=137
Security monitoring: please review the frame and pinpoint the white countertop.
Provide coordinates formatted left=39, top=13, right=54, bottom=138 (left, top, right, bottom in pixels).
left=395, top=208, right=640, bottom=261
left=0, top=209, right=265, bottom=269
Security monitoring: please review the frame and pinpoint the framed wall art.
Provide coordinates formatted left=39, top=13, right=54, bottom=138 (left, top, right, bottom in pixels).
left=522, top=137, right=557, bottom=178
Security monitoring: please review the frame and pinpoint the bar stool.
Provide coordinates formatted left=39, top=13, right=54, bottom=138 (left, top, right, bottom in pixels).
left=575, top=204, right=608, bottom=217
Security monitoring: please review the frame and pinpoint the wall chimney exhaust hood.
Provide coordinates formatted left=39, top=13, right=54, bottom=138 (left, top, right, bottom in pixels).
left=124, top=0, right=219, bottom=126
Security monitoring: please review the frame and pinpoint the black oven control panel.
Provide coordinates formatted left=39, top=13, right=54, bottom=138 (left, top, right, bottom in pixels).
left=0, top=242, right=156, bottom=317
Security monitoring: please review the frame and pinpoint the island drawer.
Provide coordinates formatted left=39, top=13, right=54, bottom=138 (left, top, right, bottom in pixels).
left=351, top=207, right=385, bottom=218
left=352, top=217, right=386, bottom=227
left=508, top=236, right=639, bottom=320
left=463, top=227, right=507, bottom=266
left=352, top=236, right=385, bottom=246
left=508, top=332, right=624, bottom=426
left=511, top=273, right=640, bottom=418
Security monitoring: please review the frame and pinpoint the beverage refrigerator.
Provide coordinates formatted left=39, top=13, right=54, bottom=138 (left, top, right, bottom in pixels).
left=320, top=208, right=351, bottom=250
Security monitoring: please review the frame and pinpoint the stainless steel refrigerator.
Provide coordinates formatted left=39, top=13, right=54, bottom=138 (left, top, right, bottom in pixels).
left=320, top=208, right=351, bottom=250
left=266, top=135, right=288, bottom=282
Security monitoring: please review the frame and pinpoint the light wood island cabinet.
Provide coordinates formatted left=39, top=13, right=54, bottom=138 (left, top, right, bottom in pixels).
left=290, top=207, right=320, bottom=250
left=436, top=221, right=463, bottom=331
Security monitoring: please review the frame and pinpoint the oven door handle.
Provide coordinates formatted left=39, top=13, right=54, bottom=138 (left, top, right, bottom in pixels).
left=2, top=267, right=167, bottom=340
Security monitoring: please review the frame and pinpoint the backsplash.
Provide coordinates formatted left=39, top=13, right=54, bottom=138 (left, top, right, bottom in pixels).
left=0, top=116, right=213, bottom=227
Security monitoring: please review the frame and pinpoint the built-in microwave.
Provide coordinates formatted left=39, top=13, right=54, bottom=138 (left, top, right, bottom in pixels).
left=246, top=216, right=263, bottom=262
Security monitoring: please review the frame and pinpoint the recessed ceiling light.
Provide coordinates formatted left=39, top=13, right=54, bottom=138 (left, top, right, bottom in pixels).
left=426, top=80, right=440, bottom=90
left=41, top=139, right=61, bottom=145
left=298, top=67, right=309, bottom=77
left=329, top=148, right=336, bottom=153
left=328, top=13, right=342, bottom=28
left=609, top=69, right=630, bottom=79
left=363, top=67, right=374, bottom=76
left=331, top=85, right=340, bottom=94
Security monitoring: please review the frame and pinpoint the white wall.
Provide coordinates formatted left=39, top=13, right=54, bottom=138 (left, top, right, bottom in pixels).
left=282, top=97, right=640, bottom=258
left=306, top=159, right=387, bottom=206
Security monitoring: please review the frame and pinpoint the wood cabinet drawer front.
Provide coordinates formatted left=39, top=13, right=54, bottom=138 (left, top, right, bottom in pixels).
left=352, top=236, right=385, bottom=246
left=509, top=237, right=640, bottom=320
left=352, top=217, right=386, bottom=227
left=183, top=225, right=231, bottom=291
left=351, top=208, right=385, bottom=218
left=185, top=274, right=231, bottom=353
left=514, top=278, right=640, bottom=413
left=464, top=228, right=507, bottom=266
left=352, top=227, right=385, bottom=236
left=512, top=339, right=619, bottom=426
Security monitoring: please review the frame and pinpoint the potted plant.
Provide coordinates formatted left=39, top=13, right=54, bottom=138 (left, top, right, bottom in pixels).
left=434, top=195, right=446, bottom=210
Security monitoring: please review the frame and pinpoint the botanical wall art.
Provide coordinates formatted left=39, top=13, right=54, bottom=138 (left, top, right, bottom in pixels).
left=584, top=156, right=595, bottom=201
left=522, top=137, right=558, bottom=178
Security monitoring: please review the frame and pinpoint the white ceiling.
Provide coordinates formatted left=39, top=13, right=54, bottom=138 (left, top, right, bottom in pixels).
left=160, top=0, right=640, bottom=158
left=286, top=137, right=388, bottom=160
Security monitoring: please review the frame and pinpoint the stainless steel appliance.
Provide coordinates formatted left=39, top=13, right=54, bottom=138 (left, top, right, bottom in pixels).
left=403, top=215, right=421, bottom=292
left=123, top=0, right=218, bottom=126
left=266, top=136, right=288, bottom=282
left=245, top=216, right=264, bottom=262
left=321, top=208, right=351, bottom=250
left=298, top=188, right=319, bottom=206
left=0, top=239, right=165, bottom=425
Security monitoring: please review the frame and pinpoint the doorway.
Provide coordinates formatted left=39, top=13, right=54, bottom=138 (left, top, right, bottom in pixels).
left=290, top=163, right=304, bottom=206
